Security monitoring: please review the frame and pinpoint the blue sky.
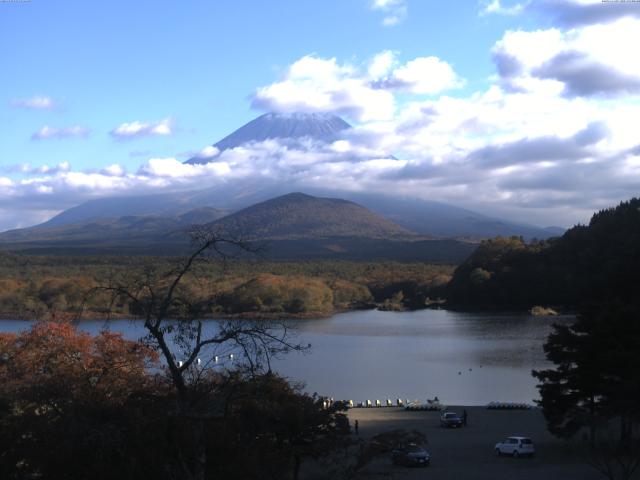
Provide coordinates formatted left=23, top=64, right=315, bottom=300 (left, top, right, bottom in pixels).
left=1, top=0, right=514, bottom=169
left=1, top=0, right=640, bottom=230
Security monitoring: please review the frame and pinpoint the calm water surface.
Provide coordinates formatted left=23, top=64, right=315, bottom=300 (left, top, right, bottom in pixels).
left=0, top=309, right=572, bottom=405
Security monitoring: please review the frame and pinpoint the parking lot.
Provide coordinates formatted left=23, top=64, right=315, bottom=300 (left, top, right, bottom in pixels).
left=347, top=406, right=603, bottom=480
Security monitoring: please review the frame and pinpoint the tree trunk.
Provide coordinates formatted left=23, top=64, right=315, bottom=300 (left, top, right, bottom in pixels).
left=620, top=414, right=632, bottom=446
left=191, top=418, right=207, bottom=480
left=589, top=395, right=597, bottom=445
left=177, top=394, right=207, bottom=480
left=293, top=454, right=302, bottom=480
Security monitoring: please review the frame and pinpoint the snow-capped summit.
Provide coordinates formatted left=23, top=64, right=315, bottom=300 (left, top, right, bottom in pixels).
left=186, top=112, right=350, bottom=164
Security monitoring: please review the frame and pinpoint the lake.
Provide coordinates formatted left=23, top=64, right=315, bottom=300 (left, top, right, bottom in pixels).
left=0, top=309, right=572, bottom=405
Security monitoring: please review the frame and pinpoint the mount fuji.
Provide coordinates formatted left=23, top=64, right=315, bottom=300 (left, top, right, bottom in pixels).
left=0, top=112, right=564, bottom=257
left=186, top=112, right=350, bottom=164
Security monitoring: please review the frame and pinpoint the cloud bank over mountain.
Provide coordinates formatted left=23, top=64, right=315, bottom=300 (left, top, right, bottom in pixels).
left=2, top=0, right=640, bottom=231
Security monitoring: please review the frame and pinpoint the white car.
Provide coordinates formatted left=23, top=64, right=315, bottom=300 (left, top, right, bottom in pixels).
left=494, top=436, right=535, bottom=458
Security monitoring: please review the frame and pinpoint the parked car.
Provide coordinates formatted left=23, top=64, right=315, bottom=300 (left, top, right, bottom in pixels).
left=440, top=411, right=463, bottom=428
left=494, top=436, right=535, bottom=457
left=391, top=443, right=431, bottom=467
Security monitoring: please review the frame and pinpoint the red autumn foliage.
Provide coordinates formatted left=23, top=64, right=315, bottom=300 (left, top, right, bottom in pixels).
left=0, top=321, right=159, bottom=409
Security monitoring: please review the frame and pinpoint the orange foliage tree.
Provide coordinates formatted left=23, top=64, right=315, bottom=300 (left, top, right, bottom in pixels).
left=0, top=322, right=160, bottom=479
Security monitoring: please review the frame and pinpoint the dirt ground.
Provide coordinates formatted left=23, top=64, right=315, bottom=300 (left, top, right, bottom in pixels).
left=344, top=406, right=607, bottom=480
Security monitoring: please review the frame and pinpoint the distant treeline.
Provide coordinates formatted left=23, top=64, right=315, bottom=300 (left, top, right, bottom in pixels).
left=0, top=255, right=453, bottom=319
left=447, top=198, right=640, bottom=310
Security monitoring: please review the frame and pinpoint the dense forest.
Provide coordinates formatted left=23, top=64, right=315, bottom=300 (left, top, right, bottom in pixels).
left=0, top=255, right=453, bottom=319
left=446, top=198, right=640, bottom=310
left=5, top=197, right=640, bottom=317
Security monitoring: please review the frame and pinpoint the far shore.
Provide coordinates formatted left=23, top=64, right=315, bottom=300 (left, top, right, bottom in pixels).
left=0, top=304, right=575, bottom=323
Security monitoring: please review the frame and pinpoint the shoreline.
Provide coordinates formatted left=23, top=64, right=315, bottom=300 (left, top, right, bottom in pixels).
left=0, top=304, right=571, bottom=323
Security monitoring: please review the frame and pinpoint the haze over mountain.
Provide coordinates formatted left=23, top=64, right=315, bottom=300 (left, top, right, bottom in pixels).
left=0, top=192, right=477, bottom=262
left=336, top=192, right=566, bottom=240
left=40, top=193, right=212, bottom=228
left=30, top=183, right=562, bottom=241
left=0, top=207, right=226, bottom=244
left=25, top=113, right=561, bottom=239
left=186, top=112, right=351, bottom=164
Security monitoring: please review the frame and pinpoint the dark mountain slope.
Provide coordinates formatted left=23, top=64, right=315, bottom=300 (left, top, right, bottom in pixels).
left=208, top=192, right=412, bottom=239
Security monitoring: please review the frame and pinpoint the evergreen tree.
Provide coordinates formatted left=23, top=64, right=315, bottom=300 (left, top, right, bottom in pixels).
left=533, top=302, right=640, bottom=444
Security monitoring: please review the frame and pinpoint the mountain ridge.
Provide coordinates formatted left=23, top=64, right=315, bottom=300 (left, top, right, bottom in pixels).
left=0, top=192, right=478, bottom=262
left=206, top=192, right=413, bottom=240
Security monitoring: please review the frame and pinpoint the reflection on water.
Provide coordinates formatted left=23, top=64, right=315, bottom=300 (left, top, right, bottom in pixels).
left=0, top=309, right=573, bottom=405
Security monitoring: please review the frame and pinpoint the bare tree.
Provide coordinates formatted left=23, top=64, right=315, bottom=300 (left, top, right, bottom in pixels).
left=85, top=227, right=306, bottom=480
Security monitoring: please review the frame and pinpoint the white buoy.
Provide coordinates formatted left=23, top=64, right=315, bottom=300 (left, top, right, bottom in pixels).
left=177, top=360, right=183, bottom=368
left=229, top=354, right=234, bottom=360
left=214, top=356, right=219, bottom=363
left=196, top=358, right=202, bottom=365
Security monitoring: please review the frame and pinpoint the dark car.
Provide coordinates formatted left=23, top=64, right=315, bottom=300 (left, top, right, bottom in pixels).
left=391, top=443, right=431, bottom=467
left=440, top=411, right=464, bottom=428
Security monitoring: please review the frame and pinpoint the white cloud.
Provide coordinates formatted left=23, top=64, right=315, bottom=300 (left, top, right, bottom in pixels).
left=101, top=164, right=125, bottom=176
left=109, top=118, right=173, bottom=140
left=532, top=0, right=640, bottom=28
left=2, top=162, right=72, bottom=176
left=252, top=55, right=396, bottom=121
left=252, top=53, right=463, bottom=121
left=3, top=11, right=640, bottom=232
left=480, top=0, right=526, bottom=16
left=199, top=146, right=220, bottom=158
left=368, top=50, right=397, bottom=80
left=31, top=126, right=91, bottom=141
left=1, top=96, right=638, bottom=231
left=371, top=0, right=407, bottom=26
left=387, top=56, right=465, bottom=94
left=372, top=0, right=403, bottom=7
left=10, top=96, right=57, bottom=110
left=492, top=18, right=640, bottom=98
left=138, top=157, right=231, bottom=178
left=482, top=0, right=640, bottom=27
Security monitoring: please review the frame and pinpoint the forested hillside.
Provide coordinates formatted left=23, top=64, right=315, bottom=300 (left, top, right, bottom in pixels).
left=447, top=198, right=640, bottom=309
left=207, top=192, right=412, bottom=239
left=0, top=255, right=453, bottom=319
